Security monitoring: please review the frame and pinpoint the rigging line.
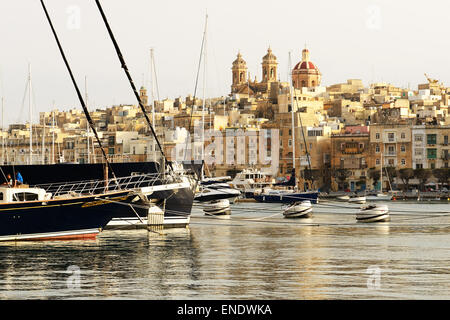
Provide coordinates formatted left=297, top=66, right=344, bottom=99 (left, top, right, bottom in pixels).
left=39, top=0, right=119, bottom=185
left=293, top=90, right=312, bottom=179
left=94, top=0, right=173, bottom=173
left=183, top=13, right=208, bottom=165
left=18, top=77, right=29, bottom=123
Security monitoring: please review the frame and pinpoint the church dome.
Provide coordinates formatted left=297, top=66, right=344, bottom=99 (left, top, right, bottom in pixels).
left=292, top=48, right=320, bottom=74
left=294, top=61, right=318, bottom=71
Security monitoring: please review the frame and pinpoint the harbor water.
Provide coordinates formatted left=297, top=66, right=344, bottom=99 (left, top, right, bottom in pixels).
left=0, top=201, right=448, bottom=299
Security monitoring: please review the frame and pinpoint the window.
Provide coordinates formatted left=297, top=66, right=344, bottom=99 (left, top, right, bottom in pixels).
left=13, top=192, right=39, bottom=201
left=415, top=148, right=423, bottom=156
left=416, top=163, right=423, bottom=169
left=430, top=162, right=435, bottom=169
left=401, top=132, right=406, bottom=139
left=401, top=145, right=406, bottom=152
left=401, top=159, right=406, bottom=165
left=376, top=159, right=380, bottom=165
left=444, top=136, right=448, bottom=145
left=387, top=132, right=395, bottom=142
left=427, top=148, right=437, bottom=159
left=375, top=145, right=380, bottom=153
left=375, top=133, right=380, bottom=140
left=388, top=159, right=395, bottom=166
left=288, top=139, right=292, bottom=147
left=427, top=134, right=437, bottom=145
left=414, top=135, right=423, bottom=142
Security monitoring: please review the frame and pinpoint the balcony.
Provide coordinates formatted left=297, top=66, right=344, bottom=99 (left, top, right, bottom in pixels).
left=385, top=152, right=397, bottom=156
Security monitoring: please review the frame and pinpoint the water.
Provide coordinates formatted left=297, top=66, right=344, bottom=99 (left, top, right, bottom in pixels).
left=0, top=201, right=449, bottom=299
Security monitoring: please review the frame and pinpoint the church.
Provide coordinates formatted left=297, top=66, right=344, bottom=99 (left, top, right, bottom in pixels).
left=230, top=47, right=322, bottom=96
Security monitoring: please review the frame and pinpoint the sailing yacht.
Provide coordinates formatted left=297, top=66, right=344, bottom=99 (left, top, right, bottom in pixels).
left=8, top=0, right=197, bottom=232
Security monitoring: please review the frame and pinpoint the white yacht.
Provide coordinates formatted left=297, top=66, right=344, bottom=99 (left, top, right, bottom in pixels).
left=230, top=168, right=275, bottom=198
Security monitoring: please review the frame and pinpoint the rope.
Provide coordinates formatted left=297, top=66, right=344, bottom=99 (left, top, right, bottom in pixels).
left=40, top=0, right=119, bottom=184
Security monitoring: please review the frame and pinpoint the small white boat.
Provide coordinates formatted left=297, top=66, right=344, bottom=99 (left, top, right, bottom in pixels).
left=283, top=200, right=313, bottom=218
left=203, top=199, right=231, bottom=216
left=349, top=196, right=366, bottom=204
left=365, top=193, right=392, bottom=201
left=336, top=195, right=350, bottom=202
left=356, top=204, right=390, bottom=223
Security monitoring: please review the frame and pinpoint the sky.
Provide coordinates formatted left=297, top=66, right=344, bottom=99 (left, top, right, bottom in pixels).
left=0, top=0, right=449, bottom=125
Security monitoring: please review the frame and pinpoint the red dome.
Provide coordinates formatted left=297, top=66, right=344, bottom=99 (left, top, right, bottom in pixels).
left=294, top=61, right=317, bottom=70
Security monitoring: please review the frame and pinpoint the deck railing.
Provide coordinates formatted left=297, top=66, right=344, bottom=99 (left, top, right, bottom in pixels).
left=32, top=171, right=188, bottom=197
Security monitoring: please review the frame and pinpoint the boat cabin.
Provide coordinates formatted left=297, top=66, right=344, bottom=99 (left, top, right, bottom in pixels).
left=0, top=187, right=50, bottom=203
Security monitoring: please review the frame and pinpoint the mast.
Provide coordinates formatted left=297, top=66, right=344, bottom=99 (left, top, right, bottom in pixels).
left=201, top=14, right=208, bottom=168
left=149, top=48, right=157, bottom=163
left=41, top=116, right=45, bottom=164
left=380, top=150, right=383, bottom=192
left=51, top=107, right=55, bottom=164
left=288, top=52, right=296, bottom=190
left=85, top=76, right=90, bottom=163
left=28, top=63, right=33, bottom=165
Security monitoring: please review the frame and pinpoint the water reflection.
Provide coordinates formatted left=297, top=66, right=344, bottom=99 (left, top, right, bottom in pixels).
left=0, top=203, right=448, bottom=299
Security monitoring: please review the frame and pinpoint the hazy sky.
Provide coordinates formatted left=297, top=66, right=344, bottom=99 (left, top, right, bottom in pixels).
left=0, top=0, right=449, bottom=125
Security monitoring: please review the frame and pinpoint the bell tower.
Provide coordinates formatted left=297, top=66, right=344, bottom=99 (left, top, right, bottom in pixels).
left=231, top=52, right=248, bottom=93
left=139, top=86, right=148, bottom=106
left=261, top=47, right=277, bottom=83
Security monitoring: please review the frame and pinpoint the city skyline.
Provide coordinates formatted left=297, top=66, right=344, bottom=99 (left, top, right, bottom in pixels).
left=1, top=0, right=449, bottom=125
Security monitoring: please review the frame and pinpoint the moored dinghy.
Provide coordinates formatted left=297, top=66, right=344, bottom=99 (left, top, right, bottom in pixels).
left=283, top=200, right=313, bottom=218
left=336, top=195, right=350, bottom=202
left=356, top=204, right=390, bottom=222
left=349, top=196, right=366, bottom=204
left=203, top=199, right=231, bottom=216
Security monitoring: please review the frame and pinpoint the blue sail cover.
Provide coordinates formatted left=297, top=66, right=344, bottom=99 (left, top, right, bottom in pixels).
left=274, top=169, right=296, bottom=187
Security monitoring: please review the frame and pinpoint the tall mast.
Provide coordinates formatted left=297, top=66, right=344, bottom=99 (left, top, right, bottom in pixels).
left=52, top=106, right=55, bottom=164
left=380, top=150, right=383, bottom=192
left=28, top=63, right=33, bottom=164
left=201, top=13, right=208, bottom=169
left=288, top=52, right=296, bottom=189
left=149, top=48, right=157, bottom=163
left=41, top=115, right=45, bottom=164
left=85, top=76, right=90, bottom=163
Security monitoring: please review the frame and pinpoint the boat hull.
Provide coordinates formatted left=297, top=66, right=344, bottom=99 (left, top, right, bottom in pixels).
left=254, top=192, right=319, bottom=204
left=356, top=205, right=390, bottom=223
left=283, top=207, right=312, bottom=218
left=1, top=162, right=194, bottom=229
left=0, top=190, right=142, bottom=241
left=349, top=197, right=366, bottom=204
